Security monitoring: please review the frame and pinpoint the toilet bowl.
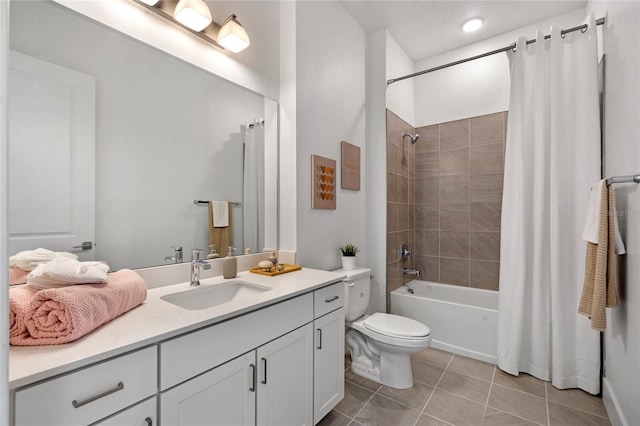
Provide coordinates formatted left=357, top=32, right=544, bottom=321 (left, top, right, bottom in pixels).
left=336, top=267, right=432, bottom=389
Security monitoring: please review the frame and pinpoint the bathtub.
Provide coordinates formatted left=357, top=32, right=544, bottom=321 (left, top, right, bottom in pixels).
left=390, top=280, right=498, bottom=364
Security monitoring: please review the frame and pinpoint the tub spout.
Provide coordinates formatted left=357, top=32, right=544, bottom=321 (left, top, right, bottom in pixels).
left=403, top=268, right=420, bottom=277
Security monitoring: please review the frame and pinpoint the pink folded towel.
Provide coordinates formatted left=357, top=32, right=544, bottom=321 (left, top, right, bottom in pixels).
left=11, top=269, right=147, bottom=346
left=9, top=285, right=39, bottom=339
left=10, top=267, right=30, bottom=286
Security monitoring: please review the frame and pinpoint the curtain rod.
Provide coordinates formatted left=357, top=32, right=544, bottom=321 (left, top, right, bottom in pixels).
left=387, top=17, right=605, bottom=85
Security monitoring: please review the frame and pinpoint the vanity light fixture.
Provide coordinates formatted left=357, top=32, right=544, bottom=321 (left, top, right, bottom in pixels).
left=174, top=0, right=212, bottom=32
left=462, top=18, right=483, bottom=33
left=132, top=0, right=251, bottom=53
left=217, top=14, right=251, bottom=53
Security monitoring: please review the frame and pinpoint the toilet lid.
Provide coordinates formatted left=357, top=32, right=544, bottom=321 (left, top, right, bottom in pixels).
left=363, top=313, right=431, bottom=339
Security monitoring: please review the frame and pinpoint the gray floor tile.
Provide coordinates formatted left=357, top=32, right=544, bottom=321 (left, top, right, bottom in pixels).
left=412, top=348, right=454, bottom=369
left=546, top=383, right=608, bottom=418
left=354, top=394, right=421, bottom=426
left=448, top=355, right=495, bottom=382
left=483, top=408, right=540, bottom=425
left=345, top=368, right=382, bottom=392
left=317, top=410, right=352, bottom=426
left=415, top=413, right=455, bottom=426
left=412, top=356, right=446, bottom=387
left=424, top=389, right=486, bottom=426
left=437, top=370, right=491, bottom=404
left=493, top=369, right=546, bottom=398
left=378, top=381, right=434, bottom=410
left=488, top=384, right=547, bottom=425
left=335, top=381, right=374, bottom=417
left=548, top=401, right=611, bottom=426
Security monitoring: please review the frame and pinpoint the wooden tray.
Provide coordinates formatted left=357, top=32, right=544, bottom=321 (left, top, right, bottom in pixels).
left=249, top=264, right=302, bottom=277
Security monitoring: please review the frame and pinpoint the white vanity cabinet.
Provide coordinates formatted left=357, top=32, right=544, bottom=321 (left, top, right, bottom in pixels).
left=13, top=346, right=157, bottom=426
left=312, top=282, right=346, bottom=424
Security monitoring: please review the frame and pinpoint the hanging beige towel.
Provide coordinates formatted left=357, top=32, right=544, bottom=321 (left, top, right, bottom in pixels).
left=579, top=182, right=621, bottom=331
left=208, top=201, right=233, bottom=254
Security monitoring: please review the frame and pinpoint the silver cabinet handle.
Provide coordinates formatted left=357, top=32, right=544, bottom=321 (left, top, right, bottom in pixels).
left=261, top=357, right=267, bottom=384
left=325, top=295, right=339, bottom=303
left=145, top=417, right=153, bottom=426
left=72, top=241, right=93, bottom=250
left=317, top=328, right=323, bottom=350
left=249, top=364, right=256, bottom=392
left=71, top=382, right=124, bottom=408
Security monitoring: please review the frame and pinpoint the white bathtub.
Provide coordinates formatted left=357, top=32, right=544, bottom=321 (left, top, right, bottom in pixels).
left=390, top=280, right=498, bottom=364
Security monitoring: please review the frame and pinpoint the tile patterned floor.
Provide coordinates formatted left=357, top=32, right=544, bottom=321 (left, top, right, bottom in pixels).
left=319, top=349, right=611, bottom=426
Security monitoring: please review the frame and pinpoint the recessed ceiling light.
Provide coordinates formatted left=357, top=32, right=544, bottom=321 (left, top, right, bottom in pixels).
left=463, top=18, right=483, bottom=33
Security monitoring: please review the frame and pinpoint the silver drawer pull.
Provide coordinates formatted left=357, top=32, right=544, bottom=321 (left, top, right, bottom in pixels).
left=317, top=328, right=323, bottom=350
left=71, top=382, right=124, bottom=408
left=145, top=417, right=153, bottom=426
left=249, top=364, right=256, bottom=392
left=325, top=295, right=339, bottom=303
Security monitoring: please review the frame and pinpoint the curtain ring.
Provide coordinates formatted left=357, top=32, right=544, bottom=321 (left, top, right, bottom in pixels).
left=581, top=25, right=588, bottom=33
left=561, top=31, right=566, bottom=39
left=511, top=42, right=517, bottom=53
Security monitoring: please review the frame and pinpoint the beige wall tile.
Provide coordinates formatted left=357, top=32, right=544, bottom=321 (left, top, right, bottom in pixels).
left=387, top=143, right=401, bottom=175
left=470, top=143, right=504, bottom=175
left=399, top=203, right=410, bottom=231
left=409, top=178, right=415, bottom=205
left=415, top=124, right=439, bottom=153
left=416, top=204, right=439, bottom=230
left=387, top=203, right=400, bottom=232
left=470, top=260, right=500, bottom=291
left=440, top=231, right=470, bottom=258
left=416, top=230, right=439, bottom=256
left=440, top=203, right=470, bottom=231
left=440, top=147, right=469, bottom=176
left=399, top=176, right=409, bottom=203
left=399, top=148, right=411, bottom=177
left=440, top=175, right=470, bottom=204
left=470, top=203, right=501, bottom=231
left=470, top=173, right=504, bottom=203
left=470, top=232, right=500, bottom=260
left=416, top=177, right=439, bottom=204
left=440, top=257, right=469, bottom=286
left=440, top=119, right=469, bottom=150
left=415, top=256, right=439, bottom=282
left=415, top=151, right=440, bottom=177
left=387, top=173, right=400, bottom=202
left=387, top=232, right=400, bottom=263
left=470, top=112, right=505, bottom=146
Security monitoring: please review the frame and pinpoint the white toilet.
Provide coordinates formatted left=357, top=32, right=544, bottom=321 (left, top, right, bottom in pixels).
left=338, top=267, right=431, bottom=389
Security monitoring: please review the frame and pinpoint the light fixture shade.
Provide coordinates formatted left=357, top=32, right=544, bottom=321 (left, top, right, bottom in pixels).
left=174, top=0, right=212, bottom=32
left=217, top=14, right=251, bottom=53
left=139, top=0, right=160, bottom=5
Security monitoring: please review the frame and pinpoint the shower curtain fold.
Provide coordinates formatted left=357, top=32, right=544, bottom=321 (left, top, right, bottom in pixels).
left=498, top=15, right=601, bottom=394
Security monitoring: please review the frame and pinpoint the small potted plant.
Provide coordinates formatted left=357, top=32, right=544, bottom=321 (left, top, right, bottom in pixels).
left=339, top=243, right=359, bottom=271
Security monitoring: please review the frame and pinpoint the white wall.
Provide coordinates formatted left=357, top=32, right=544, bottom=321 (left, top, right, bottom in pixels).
left=11, top=1, right=264, bottom=270
left=585, top=3, right=640, bottom=425
left=413, top=8, right=587, bottom=126
left=295, top=1, right=366, bottom=270
left=0, top=0, right=8, bottom=423
left=386, top=33, right=415, bottom=126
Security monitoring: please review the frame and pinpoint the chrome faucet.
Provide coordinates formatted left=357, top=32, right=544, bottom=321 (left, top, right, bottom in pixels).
left=190, top=249, right=211, bottom=286
left=400, top=244, right=412, bottom=261
left=403, top=268, right=420, bottom=277
left=165, top=246, right=183, bottom=263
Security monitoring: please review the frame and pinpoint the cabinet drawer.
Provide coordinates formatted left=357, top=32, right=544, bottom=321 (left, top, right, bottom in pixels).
left=94, top=397, right=156, bottom=426
left=160, top=293, right=313, bottom=390
left=314, top=282, right=345, bottom=318
left=15, top=346, right=157, bottom=426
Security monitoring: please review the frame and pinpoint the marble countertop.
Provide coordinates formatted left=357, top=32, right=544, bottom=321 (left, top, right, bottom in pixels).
left=9, top=267, right=345, bottom=390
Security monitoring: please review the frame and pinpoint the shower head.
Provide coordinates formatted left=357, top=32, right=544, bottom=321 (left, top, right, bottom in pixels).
left=402, top=132, right=420, bottom=144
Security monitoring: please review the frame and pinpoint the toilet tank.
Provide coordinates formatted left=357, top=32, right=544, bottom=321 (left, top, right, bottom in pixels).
left=337, top=268, right=372, bottom=322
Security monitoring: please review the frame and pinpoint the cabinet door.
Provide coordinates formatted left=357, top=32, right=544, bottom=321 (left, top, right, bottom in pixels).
left=313, top=308, right=345, bottom=424
left=160, top=352, right=256, bottom=426
left=256, top=323, right=313, bottom=426
left=94, top=397, right=156, bottom=426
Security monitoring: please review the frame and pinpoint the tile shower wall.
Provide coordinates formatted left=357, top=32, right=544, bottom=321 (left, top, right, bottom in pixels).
left=386, top=110, right=415, bottom=310
left=414, top=112, right=506, bottom=291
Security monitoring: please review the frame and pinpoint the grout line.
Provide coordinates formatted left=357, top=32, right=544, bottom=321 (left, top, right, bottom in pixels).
left=491, top=383, right=547, bottom=401
left=485, top=406, right=548, bottom=426
left=349, top=381, right=380, bottom=424
left=482, top=365, right=497, bottom=424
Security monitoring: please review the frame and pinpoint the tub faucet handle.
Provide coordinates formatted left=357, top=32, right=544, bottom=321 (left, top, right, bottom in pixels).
left=400, top=244, right=412, bottom=261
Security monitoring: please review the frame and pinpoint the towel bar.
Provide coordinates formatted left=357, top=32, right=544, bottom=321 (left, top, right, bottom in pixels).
left=193, top=200, right=242, bottom=207
left=605, top=174, right=640, bottom=186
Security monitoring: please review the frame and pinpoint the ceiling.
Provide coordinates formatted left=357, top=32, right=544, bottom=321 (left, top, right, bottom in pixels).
left=340, top=1, right=587, bottom=61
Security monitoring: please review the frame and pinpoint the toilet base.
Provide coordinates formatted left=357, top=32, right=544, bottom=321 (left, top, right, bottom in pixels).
left=350, top=351, right=414, bottom=389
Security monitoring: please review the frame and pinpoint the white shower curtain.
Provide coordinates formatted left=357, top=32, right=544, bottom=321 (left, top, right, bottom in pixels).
left=243, top=124, right=265, bottom=253
left=498, top=15, right=602, bottom=394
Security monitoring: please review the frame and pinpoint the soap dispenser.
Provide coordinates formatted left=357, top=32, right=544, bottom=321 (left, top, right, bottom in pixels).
left=223, top=246, right=237, bottom=279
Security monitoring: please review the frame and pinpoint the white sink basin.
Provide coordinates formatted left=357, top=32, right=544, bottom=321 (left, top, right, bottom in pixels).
left=161, top=280, right=271, bottom=310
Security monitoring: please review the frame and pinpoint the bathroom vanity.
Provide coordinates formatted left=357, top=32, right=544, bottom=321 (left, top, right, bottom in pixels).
left=9, top=268, right=346, bottom=426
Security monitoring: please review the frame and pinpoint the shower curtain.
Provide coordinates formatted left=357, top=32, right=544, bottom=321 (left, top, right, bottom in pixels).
left=498, top=15, right=601, bottom=394
left=243, top=124, right=265, bottom=253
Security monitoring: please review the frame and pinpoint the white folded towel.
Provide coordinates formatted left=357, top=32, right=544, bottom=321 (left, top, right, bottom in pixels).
left=27, top=257, right=110, bottom=289
left=9, top=248, right=78, bottom=271
left=212, top=200, right=230, bottom=227
left=582, top=179, right=626, bottom=254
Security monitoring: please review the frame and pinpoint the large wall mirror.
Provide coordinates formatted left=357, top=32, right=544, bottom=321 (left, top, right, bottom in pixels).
left=8, top=0, right=278, bottom=271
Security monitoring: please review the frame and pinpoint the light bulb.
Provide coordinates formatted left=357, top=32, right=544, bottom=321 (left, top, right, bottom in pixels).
left=174, top=0, right=212, bottom=32
left=463, top=18, right=483, bottom=33
left=217, top=15, right=250, bottom=53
